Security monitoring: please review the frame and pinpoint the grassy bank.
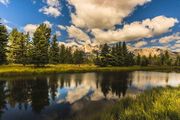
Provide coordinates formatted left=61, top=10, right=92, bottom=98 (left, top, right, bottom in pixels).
left=73, top=87, right=180, bottom=120
left=0, top=64, right=180, bottom=76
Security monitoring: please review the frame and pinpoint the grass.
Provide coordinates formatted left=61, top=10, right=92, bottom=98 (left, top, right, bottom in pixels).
left=73, top=86, right=180, bottom=120
left=0, top=64, right=180, bottom=76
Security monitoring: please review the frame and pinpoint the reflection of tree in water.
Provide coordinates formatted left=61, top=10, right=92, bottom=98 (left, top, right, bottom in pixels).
left=31, top=77, right=49, bottom=113
left=100, top=73, right=110, bottom=98
left=3, top=77, right=53, bottom=114
left=6, top=80, right=32, bottom=109
left=99, top=72, right=131, bottom=98
left=60, top=75, right=65, bottom=88
left=0, top=81, right=6, bottom=119
left=74, top=74, right=83, bottom=87
left=59, top=74, right=83, bottom=88
left=49, top=76, right=59, bottom=101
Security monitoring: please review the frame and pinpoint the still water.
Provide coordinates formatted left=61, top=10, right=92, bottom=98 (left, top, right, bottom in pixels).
left=0, top=71, right=180, bottom=120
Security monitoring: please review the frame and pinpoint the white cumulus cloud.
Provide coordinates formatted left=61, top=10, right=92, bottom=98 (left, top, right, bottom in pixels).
left=55, top=31, right=61, bottom=37
left=134, top=41, right=148, bottom=48
left=67, top=25, right=91, bottom=44
left=159, top=32, right=180, bottom=44
left=39, top=6, right=61, bottom=17
left=68, top=0, right=151, bottom=29
left=24, top=24, right=39, bottom=37
left=43, top=20, right=53, bottom=28
left=39, top=0, right=61, bottom=17
left=58, top=25, right=66, bottom=30
left=92, top=16, right=178, bottom=44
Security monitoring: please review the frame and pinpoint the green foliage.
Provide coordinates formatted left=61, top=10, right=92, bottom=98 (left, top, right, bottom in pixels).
left=59, top=44, right=66, bottom=63
left=32, top=24, right=51, bottom=66
left=8, top=29, right=29, bottom=65
left=65, top=47, right=73, bottom=64
left=140, top=55, right=149, bottom=66
left=73, top=49, right=85, bottom=64
left=96, top=42, right=135, bottom=67
left=174, top=55, right=180, bottom=66
left=49, top=35, right=59, bottom=64
left=0, top=22, right=8, bottom=64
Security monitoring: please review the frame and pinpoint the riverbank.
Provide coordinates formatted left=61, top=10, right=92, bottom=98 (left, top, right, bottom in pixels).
left=73, top=86, right=180, bottom=120
left=0, top=64, right=180, bottom=76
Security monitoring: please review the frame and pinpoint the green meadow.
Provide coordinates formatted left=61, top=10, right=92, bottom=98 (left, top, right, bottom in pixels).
left=0, top=64, right=180, bottom=76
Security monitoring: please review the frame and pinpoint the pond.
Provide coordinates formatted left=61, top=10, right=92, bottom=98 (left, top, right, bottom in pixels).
left=0, top=71, right=180, bottom=120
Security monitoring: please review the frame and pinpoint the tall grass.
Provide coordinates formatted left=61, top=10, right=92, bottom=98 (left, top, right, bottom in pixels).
left=81, top=87, right=180, bottom=120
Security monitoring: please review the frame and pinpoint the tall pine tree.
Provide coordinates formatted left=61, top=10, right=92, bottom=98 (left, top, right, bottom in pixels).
left=0, top=21, right=8, bottom=64
left=49, top=35, right=59, bottom=64
left=100, top=43, right=110, bottom=67
left=73, top=49, right=85, bottom=64
left=32, top=24, right=51, bottom=66
left=59, top=44, right=66, bottom=63
left=8, top=29, right=28, bottom=64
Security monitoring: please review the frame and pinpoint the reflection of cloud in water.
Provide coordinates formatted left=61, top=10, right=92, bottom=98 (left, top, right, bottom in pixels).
left=131, top=71, right=180, bottom=90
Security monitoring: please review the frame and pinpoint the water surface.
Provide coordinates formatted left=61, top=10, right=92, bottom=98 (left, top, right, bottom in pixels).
left=0, top=71, right=180, bottom=120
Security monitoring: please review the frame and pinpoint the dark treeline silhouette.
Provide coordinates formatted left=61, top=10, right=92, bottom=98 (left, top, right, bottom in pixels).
left=95, top=43, right=180, bottom=67
left=0, top=22, right=85, bottom=66
left=95, top=42, right=134, bottom=67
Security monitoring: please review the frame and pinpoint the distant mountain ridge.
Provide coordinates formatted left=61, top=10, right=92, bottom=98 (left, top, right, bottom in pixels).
left=129, top=47, right=180, bottom=57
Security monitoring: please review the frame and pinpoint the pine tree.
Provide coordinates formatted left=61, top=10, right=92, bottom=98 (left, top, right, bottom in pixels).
left=100, top=43, right=110, bottom=67
left=19, top=33, right=29, bottom=65
left=140, top=55, right=148, bottom=66
left=116, top=42, right=123, bottom=66
left=65, top=47, right=73, bottom=64
left=73, top=49, right=85, bottom=64
left=49, top=35, right=59, bottom=64
left=136, top=54, right=141, bottom=65
left=174, top=55, right=180, bottom=66
left=159, top=53, right=165, bottom=66
left=8, top=29, right=27, bottom=64
left=25, top=33, right=33, bottom=64
left=110, top=44, right=118, bottom=66
left=148, top=54, right=152, bottom=65
left=0, top=22, right=8, bottom=64
left=32, top=24, right=51, bottom=66
left=59, top=44, right=66, bottom=63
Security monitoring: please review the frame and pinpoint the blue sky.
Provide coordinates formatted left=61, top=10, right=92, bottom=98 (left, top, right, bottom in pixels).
left=0, top=0, right=180, bottom=52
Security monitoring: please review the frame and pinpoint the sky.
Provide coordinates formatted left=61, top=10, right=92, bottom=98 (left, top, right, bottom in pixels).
left=0, top=0, right=180, bottom=52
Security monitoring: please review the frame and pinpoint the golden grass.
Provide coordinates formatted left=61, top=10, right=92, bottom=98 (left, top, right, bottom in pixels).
left=0, top=64, right=180, bottom=76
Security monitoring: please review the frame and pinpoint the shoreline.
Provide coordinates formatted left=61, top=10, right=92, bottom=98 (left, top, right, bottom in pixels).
left=0, top=64, right=180, bottom=77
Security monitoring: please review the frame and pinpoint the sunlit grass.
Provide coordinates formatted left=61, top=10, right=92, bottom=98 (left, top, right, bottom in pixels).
left=0, top=64, right=180, bottom=76
left=74, top=87, right=180, bottom=120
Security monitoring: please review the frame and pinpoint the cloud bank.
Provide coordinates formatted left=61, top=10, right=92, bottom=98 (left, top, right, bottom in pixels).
left=68, top=0, right=151, bottom=29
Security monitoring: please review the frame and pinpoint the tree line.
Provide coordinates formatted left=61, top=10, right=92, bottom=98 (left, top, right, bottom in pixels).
left=95, top=43, right=180, bottom=67
left=95, top=42, right=134, bottom=67
left=1, top=20, right=180, bottom=67
left=0, top=22, right=85, bottom=66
